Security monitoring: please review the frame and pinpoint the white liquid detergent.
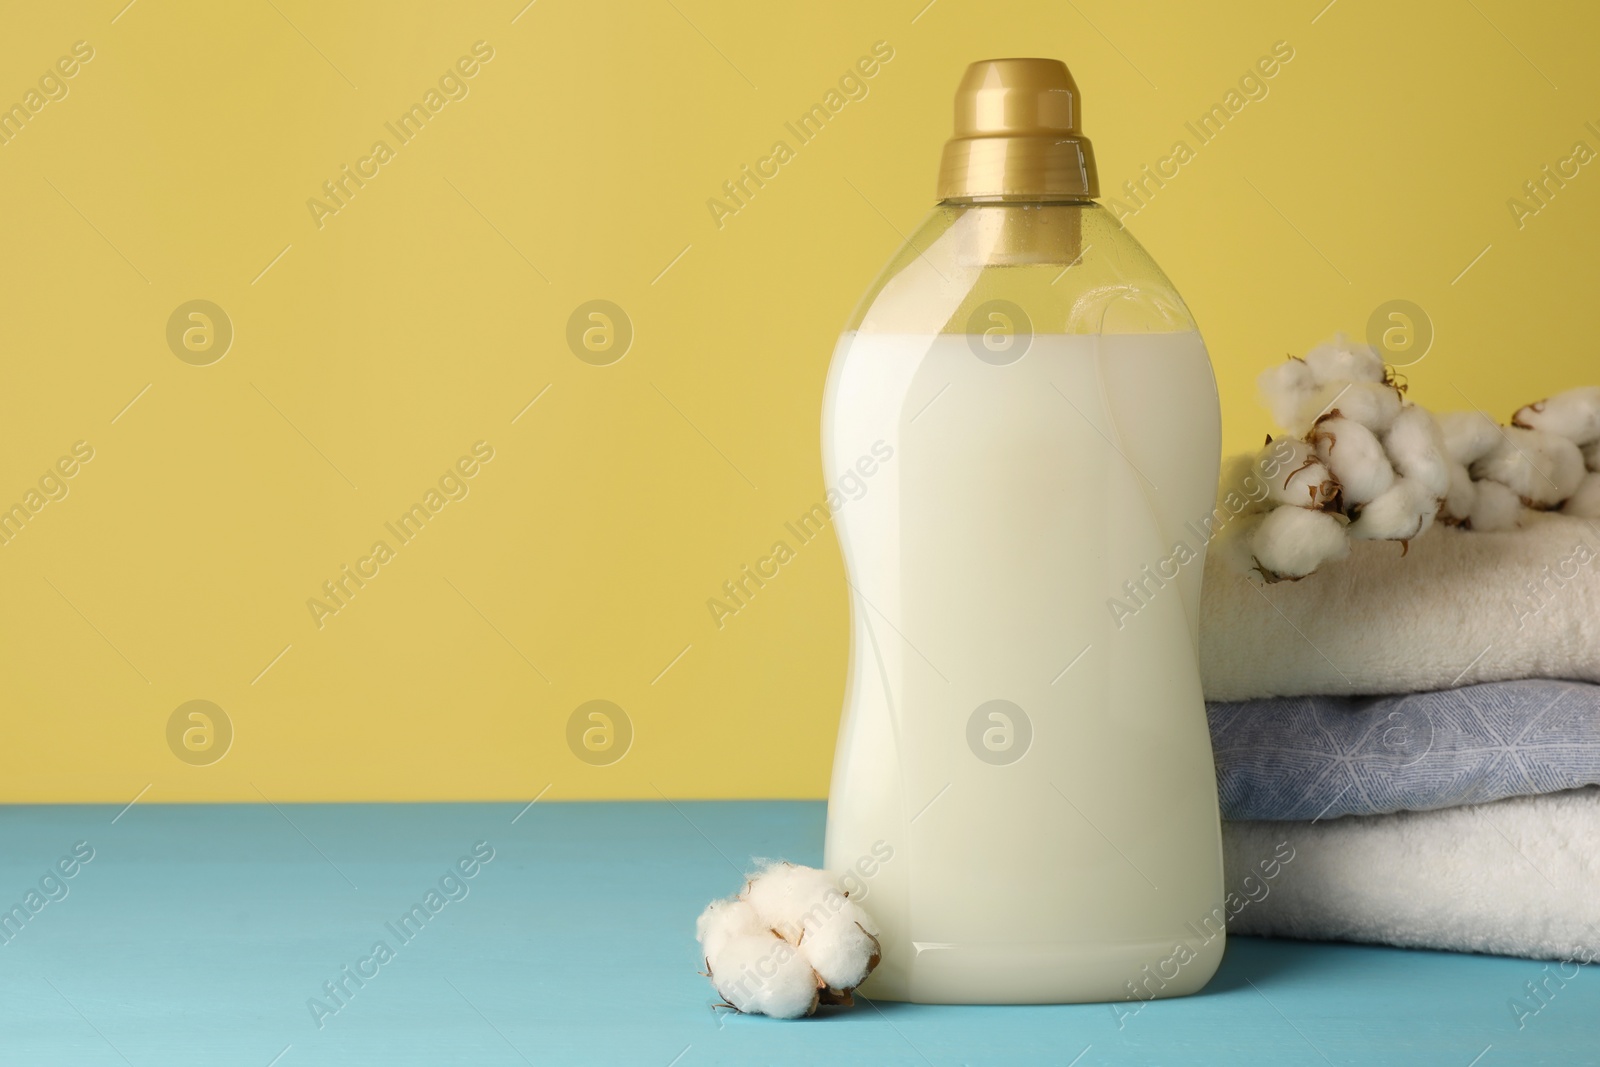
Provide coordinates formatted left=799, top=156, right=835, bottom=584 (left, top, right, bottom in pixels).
left=822, top=332, right=1224, bottom=1003
left=820, top=58, right=1226, bottom=1004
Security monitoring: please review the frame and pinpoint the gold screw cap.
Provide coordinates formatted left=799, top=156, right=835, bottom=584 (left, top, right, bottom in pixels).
left=936, top=58, right=1099, bottom=202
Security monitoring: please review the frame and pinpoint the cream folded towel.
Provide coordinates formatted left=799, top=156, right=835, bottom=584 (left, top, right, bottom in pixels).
left=1223, top=787, right=1600, bottom=962
left=1200, top=512, right=1600, bottom=700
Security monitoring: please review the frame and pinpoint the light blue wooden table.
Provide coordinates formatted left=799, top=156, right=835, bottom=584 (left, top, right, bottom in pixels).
left=0, top=801, right=1591, bottom=1065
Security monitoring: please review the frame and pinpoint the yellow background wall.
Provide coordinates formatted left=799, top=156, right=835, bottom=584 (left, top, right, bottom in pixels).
left=2, top=0, right=1595, bottom=802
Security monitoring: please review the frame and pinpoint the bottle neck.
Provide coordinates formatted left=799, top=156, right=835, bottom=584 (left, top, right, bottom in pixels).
left=949, top=200, right=1093, bottom=268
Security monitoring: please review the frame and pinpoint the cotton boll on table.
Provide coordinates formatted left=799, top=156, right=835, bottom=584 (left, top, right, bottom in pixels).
left=740, top=862, right=839, bottom=937
left=796, top=917, right=882, bottom=996
left=741, top=862, right=881, bottom=993
left=695, top=862, right=882, bottom=1018
left=696, top=897, right=823, bottom=1019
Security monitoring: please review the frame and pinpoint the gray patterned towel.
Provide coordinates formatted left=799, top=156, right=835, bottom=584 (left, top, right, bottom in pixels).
left=1209, top=679, right=1600, bottom=820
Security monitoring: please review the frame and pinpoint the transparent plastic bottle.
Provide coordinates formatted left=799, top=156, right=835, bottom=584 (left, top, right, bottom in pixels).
left=822, top=59, right=1225, bottom=1004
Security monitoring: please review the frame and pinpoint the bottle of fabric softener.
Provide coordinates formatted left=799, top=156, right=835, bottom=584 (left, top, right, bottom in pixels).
left=822, top=58, right=1226, bottom=1004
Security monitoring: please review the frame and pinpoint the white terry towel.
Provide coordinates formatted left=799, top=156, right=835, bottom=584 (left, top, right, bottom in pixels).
left=1201, top=512, right=1600, bottom=700
left=1223, top=787, right=1600, bottom=962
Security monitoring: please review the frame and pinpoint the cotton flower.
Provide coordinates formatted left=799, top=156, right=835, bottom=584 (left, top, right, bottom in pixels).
left=1311, top=380, right=1403, bottom=435
left=1437, top=410, right=1502, bottom=466
left=741, top=863, right=841, bottom=938
left=697, top=895, right=769, bottom=960
left=1564, top=472, right=1600, bottom=518
left=1258, top=358, right=1318, bottom=432
left=1440, top=463, right=1476, bottom=524
left=1260, top=437, right=1338, bottom=509
left=1249, top=504, right=1350, bottom=581
left=1233, top=334, right=1597, bottom=582
left=696, top=862, right=881, bottom=1018
left=742, top=862, right=881, bottom=993
left=1513, top=386, right=1600, bottom=445
left=1347, top=479, right=1437, bottom=544
left=1303, top=333, right=1386, bottom=387
left=1382, top=405, right=1451, bottom=499
left=1466, top=478, right=1523, bottom=532
left=1470, top=426, right=1586, bottom=509
left=1311, top=416, right=1396, bottom=505
left=793, top=916, right=881, bottom=995
left=697, top=898, right=821, bottom=1018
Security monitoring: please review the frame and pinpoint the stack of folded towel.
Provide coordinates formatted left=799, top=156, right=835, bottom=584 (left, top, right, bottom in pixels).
left=1202, top=511, right=1600, bottom=963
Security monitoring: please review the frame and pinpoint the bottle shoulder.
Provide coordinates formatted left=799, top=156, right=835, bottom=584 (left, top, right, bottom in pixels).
left=844, top=202, right=1199, bottom=338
